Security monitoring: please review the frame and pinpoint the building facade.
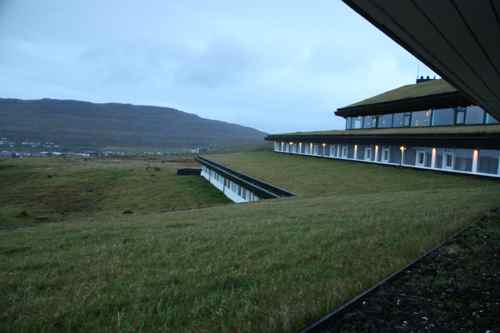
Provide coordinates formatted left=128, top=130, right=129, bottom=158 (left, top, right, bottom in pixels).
left=267, top=79, right=500, bottom=178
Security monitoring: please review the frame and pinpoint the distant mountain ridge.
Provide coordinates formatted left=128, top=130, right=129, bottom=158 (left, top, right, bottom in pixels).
left=0, top=98, right=267, bottom=149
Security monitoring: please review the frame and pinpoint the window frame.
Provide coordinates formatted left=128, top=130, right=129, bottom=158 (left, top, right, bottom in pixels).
left=364, top=147, right=372, bottom=161
left=416, top=150, right=427, bottom=167
left=403, top=113, right=412, bottom=127
left=455, top=107, right=466, bottom=125
left=341, top=145, right=348, bottom=158
left=377, top=114, right=394, bottom=128
left=443, top=152, right=455, bottom=170
left=381, top=147, right=390, bottom=163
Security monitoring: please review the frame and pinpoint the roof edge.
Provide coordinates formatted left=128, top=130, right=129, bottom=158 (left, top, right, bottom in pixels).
left=335, top=91, right=472, bottom=117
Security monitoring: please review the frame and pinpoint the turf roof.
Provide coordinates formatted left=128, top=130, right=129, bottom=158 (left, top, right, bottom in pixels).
left=341, top=79, right=458, bottom=109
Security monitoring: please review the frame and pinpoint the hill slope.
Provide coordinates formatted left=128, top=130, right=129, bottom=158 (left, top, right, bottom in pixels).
left=0, top=98, right=267, bottom=149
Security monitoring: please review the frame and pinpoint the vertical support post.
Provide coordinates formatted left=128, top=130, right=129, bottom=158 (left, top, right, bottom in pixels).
left=400, top=146, right=405, bottom=166
left=431, top=148, right=437, bottom=168
left=354, top=145, right=358, bottom=160
left=498, top=151, right=500, bottom=175
left=472, top=149, right=479, bottom=173
left=374, top=145, right=379, bottom=162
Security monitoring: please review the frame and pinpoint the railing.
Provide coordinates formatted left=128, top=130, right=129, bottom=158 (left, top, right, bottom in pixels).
left=196, top=155, right=295, bottom=199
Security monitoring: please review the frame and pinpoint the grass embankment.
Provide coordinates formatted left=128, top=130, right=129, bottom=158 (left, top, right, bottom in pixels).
left=0, top=157, right=229, bottom=228
left=1, top=153, right=499, bottom=332
left=208, top=151, right=499, bottom=197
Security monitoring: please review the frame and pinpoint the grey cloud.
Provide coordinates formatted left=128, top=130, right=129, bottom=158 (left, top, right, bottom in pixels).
left=0, top=0, right=437, bottom=133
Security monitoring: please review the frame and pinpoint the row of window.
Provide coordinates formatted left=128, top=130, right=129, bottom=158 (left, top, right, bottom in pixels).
left=274, top=142, right=500, bottom=176
left=201, top=166, right=260, bottom=202
left=345, top=106, right=498, bottom=130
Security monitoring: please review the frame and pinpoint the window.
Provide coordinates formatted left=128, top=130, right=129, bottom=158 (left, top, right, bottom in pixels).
left=478, top=150, right=500, bottom=174
left=377, top=114, right=393, bottom=128
left=416, top=150, right=426, bottom=167
left=454, top=149, right=473, bottom=172
left=329, top=145, right=336, bottom=157
left=341, top=145, right=348, bottom=158
left=363, top=116, right=377, bottom=128
left=381, top=147, right=390, bottom=163
left=455, top=107, right=466, bottom=124
left=352, top=117, right=363, bottom=129
left=411, top=110, right=432, bottom=127
left=393, top=113, right=411, bottom=127
left=485, top=113, right=499, bottom=124
left=403, top=113, right=412, bottom=127
left=364, top=147, right=372, bottom=161
left=466, top=106, right=485, bottom=124
left=431, top=108, right=455, bottom=126
left=443, top=152, right=454, bottom=170
left=346, top=117, right=353, bottom=129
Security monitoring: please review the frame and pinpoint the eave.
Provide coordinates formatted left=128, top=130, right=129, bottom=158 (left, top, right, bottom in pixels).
left=341, top=0, right=500, bottom=121
left=266, top=125, right=500, bottom=149
left=335, top=91, right=472, bottom=118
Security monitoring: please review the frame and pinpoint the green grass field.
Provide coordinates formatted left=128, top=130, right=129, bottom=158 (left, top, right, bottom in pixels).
left=1, top=153, right=499, bottom=332
left=0, top=157, right=230, bottom=228
left=208, top=151, right=500, bottom=197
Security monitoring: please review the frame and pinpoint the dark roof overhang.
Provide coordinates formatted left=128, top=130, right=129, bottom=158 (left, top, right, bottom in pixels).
left=265, top=126, right=500, bottom=150
left=341, top=0, right=500, bottom=121
left=335, top=91, right=472, bottom=118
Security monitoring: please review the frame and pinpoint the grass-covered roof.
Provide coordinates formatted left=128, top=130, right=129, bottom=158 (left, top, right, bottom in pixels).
left=335, top=79, right=471, bottom=117
left=344, top=79, right=458, bottom=108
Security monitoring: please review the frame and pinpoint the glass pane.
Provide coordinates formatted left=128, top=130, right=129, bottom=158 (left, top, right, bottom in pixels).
left=378, top=114, right=393, bottom=128
left=485, top=113, right=499, bottom=124
left=363, top=116, right=376, bottom=128
left=455, top=107, right=466, bottom=124
left=466, top=106, right=485, bottom=124
left=352, top=116, right=363, bottom=129
left=404, top=147, right=417, bottom=165
left=346, top=117, right=352, bottom=129
left=389, top=146, right=401, bottom=164
left=418, top=152, right=425, bottom=164
left=403, top=113, right=412, bottom=127
left=478, top=150, right=499, bottom=174
left=393, top=113, right=404, bottom=127
left=444, top=153, right=454, bottom=169
left=454, top=149, right=473, bottom=171
left=411, top=110, right=431, bottom=127
left=432, top=108, right=455, bottom=126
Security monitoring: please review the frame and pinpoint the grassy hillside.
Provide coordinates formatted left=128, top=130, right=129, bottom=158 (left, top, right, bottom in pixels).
left=0, top=98, right=267, bottom=149
left=1, top=154, right=499, bottom=332
left=0, top=157, right=229, bottom=228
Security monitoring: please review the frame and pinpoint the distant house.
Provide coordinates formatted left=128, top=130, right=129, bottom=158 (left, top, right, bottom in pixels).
left=266, top=79, right=500, bottom=178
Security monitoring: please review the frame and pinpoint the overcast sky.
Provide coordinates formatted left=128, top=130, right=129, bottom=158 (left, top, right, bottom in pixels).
left=0, top=0, right=436, bottom=133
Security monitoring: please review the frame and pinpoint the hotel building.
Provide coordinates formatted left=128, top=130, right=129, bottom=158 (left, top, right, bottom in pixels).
left=267, top=78, right=500, bottom=178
